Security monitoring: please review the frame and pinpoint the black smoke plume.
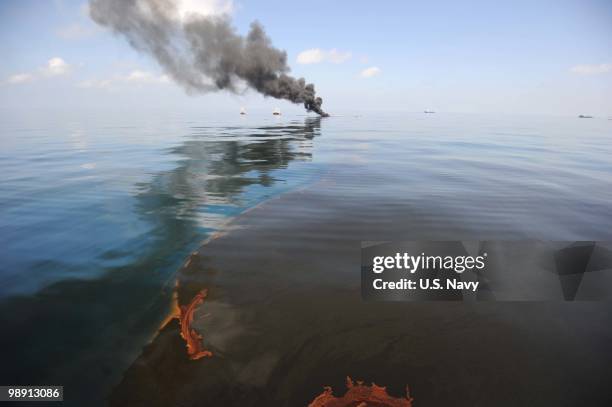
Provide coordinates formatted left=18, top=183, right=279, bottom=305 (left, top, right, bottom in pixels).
left=89, top=0, right=329, bottom=116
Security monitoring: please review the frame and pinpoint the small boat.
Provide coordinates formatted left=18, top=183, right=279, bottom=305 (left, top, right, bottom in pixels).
left=273, top=107, right=281, bottom=116
left=424, top=110, right=435, bottom=114
left=578, top=115, right=593, bottom=119
left=240, top=107, right=246, bottom=115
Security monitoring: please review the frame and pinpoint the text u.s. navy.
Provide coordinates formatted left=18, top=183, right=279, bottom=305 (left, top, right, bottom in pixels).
left=372, top=278, right=480, bottom=292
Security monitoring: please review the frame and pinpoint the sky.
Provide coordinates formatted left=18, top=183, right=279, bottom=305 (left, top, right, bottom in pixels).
left=0, top=0, right=611, bottom=116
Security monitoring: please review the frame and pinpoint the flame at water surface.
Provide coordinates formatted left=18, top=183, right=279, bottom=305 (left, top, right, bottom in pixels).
left=308, top=377, right=413, bottom=407
left=179, top=289, right=212, bottom=360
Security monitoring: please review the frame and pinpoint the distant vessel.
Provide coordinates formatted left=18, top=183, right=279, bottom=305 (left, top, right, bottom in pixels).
left=273, top=107, right=281, bottom=116
left=240, top=107, right=246, bottom=115
left=424, top=110, right=435, bottom=114
left=578, top=115, right=593, bottom=119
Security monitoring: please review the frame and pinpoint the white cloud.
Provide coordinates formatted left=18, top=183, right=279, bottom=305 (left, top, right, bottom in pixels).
left=4, top=73, right=34, bottom=85
left=297, top=48, right=352, bottom=65
left=570, top=63, right=612, bottom=75
left=360, top=66, right=381, bottom=78
left=4, top=57, right=72, bottom=85
left=56, top=23, right=98, bottom=40
left=42, top=57, right=71, bottom=76
left=173, top=0, right=234, bottom=20
left=130, top=0, right=233, bottom=23
left=297, top=49, right=324, bottom=64
left=78, top=70, right=171, bottom=89
left=125, top=70, right=171, bottom=84
left=326, top=49, right=352, bottom=64
left=77, top=78, right=113, bottom=89
left=80, top=2, right=91, bottom=17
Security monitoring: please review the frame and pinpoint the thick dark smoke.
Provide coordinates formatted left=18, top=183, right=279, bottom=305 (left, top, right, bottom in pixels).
left=89, top=0, right=329, bottom=116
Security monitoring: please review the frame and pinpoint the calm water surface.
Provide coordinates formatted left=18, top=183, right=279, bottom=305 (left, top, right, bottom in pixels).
left=0, top=109, right=611, bottom=405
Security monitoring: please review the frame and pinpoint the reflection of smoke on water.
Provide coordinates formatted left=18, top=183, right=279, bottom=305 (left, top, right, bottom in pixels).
left=0, top=118, right=322, bottom=407
left=153, top=117, right=321, bottom=207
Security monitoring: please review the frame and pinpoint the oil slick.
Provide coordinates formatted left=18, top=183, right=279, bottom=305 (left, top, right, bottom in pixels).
left=179, top=289, right=212, bottom=360
left=308, top=377, right=413, bottom=407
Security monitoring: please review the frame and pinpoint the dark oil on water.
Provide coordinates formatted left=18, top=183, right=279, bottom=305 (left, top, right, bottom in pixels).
left=1, top=110, right=612, bottom=406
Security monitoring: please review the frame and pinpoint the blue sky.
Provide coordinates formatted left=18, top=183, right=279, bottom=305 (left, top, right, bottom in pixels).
left=1, top=0, right=611, bottom=115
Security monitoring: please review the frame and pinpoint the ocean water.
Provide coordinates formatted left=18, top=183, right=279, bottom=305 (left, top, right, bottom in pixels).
left=1, top=109, right=611, bottom=405
left=0, top=109, right=323, bottom=297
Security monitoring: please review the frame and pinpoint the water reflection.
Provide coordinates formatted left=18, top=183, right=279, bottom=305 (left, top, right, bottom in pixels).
left=0, top=117, right=321, bottom=407
left=143, top=116, right=321, bottom=209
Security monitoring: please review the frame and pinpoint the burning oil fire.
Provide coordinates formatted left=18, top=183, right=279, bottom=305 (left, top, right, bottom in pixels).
left=179, top=289, right=212, bottom=360
left=90, top=0, right=329, bottom=116
left=308, top=377, right=413, bottom=407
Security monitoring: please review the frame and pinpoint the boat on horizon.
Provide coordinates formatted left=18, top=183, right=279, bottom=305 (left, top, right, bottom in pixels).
left=240, top=107, right=246, bottom=115
left=424, top=110, right=435, bottom=114
left=273, top=107, right=281, bottom=116
left=578, top=114, right=593, bottom=119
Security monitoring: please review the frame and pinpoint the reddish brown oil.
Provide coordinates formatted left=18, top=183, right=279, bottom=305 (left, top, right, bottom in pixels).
left=179, top=289, right=212, bottom=360
left=308, top=376, right=413, bottom=407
